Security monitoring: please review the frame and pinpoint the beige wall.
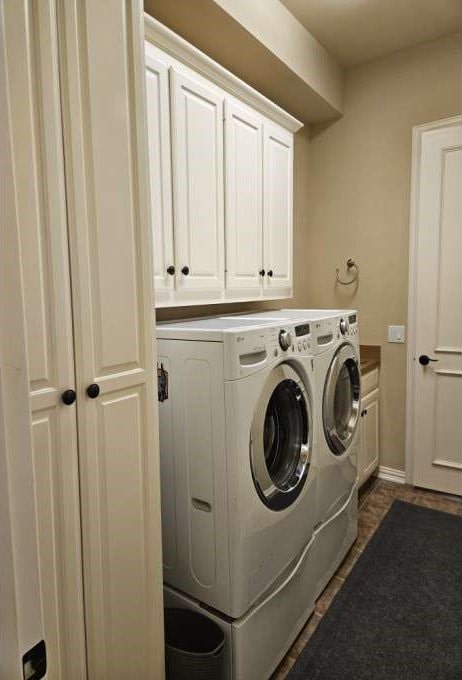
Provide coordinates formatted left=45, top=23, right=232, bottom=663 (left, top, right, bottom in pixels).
left=303, top=33, right=461, bottom=470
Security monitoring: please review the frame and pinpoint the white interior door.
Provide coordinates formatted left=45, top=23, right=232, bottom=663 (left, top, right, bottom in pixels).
left=263, top=121, right=293, bottom=292
left=145, top=48, right=175, bottom=298
left=225, top=100, right=263, bottom=293
left=408, top=117, right=462, bottom=495
left=3, top=2, right=86, bottom=676
left=171, top=67, right=224, bottom=294
left=58, top=1, right=165, bottom=677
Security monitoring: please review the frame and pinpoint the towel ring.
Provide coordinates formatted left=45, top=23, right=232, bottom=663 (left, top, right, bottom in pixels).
left=336, top=259, right=359, bottom=286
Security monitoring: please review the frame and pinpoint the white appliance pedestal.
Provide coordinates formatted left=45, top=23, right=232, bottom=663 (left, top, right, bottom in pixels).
left=163, top=486, right=357, bottom=680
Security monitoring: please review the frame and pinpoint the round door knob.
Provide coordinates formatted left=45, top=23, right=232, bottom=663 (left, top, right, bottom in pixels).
left=418, top=354, right=439, bottom=366
left=259, top=269, right=265, bottom=276
left=61, top=389, right=76, bottom=405
left=166, top=265, right=175, bottom=275
left=181, top=266, right=189, bottom=276
left=267, top=269, right=274, bottom=277
left=86, top=383, right=100, bottom=399
left=278, top=329, right=292, bottom=351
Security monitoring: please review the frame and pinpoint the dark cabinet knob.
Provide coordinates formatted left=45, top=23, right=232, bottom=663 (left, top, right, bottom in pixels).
left=267, top=270, right=273, bottom=277
left=166, top=265, right=175, bottom=276
left=61, top=389, right=76, bottom=405
left=259, top=269, right=265, bottom=276
left=418, top=354, right=439, bottom=366
left=181, top=266, right=189, bottom=276
left=86, top=383, right=100, bottom=399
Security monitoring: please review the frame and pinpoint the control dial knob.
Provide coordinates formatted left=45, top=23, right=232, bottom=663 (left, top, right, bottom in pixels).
left=339, top=318, right=349, bottom=335
left=278, top=329, right=292, bottom=351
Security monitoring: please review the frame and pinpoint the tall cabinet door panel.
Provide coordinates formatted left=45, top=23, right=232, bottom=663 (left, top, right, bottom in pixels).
left=145, top=49, right=175, bottom=298
left=225, top=101, right=263, bottom=293
left=4, top=1, right=86, bottom=676
left=263, top=122, right=293, bottom=292
left=171, top=68, right=225, bottom=293
left=58, top=1, right=164, bottom=677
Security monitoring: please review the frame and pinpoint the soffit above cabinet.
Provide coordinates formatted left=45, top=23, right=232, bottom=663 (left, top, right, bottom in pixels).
left=145, top=14, right=303, bottom=132
left=144, top=0, right=343, bottom=123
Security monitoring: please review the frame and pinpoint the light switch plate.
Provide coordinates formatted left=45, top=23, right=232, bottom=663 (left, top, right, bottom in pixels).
left=388, top=325, right=405, bottom=343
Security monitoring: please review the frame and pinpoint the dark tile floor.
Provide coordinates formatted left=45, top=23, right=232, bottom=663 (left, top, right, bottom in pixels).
left=271, top=477, right=462, bottom=679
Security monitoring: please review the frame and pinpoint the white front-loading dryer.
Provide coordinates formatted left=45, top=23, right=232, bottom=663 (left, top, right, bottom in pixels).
left=156, top=315, right=318, bottom=619
left=310, top=312, right=361, bottom=524
left=241, top=309, right=361, bottom=525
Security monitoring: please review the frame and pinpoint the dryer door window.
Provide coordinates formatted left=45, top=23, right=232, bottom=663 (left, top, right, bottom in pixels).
left=323, top=343, right=360, bottom=456
left=251, top=363, right=312, bottom=511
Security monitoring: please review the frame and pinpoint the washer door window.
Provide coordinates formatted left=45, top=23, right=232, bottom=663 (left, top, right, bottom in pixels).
left=251, top=364, right=311, bottom=511
left=323, top=343, right=360, bottom=456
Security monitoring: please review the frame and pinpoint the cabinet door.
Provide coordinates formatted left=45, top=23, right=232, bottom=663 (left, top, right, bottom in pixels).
left=145, top=50, right=174, bottom=298
left=58, top=1, right=164, bottom=677
left=263, top=122, right=293, bottom=292
left=171, top=68, right=225, bottom=294
left=4, top=2, right=87, bottom=676
left=360, top=389, right=380, bottom=483
left=225, top=100, right=263, bottom=293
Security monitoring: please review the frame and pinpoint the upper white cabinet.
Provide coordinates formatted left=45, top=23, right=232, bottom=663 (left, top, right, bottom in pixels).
left=171, top=69, right=225, bottom=297
left=263, top=123, right=294, bottom=292
left=225, top=101, right=263, bottom=294
left=145, top=53, right=174, bottom=297
left=145, top=23, right=302, bottom=308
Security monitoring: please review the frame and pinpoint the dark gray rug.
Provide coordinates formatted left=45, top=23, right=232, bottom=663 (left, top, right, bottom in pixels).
left=287, top=500, right=462, bottom=680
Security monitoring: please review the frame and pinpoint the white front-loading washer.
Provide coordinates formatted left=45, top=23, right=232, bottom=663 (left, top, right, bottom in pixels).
left=156, top=315, right=318, bottom=620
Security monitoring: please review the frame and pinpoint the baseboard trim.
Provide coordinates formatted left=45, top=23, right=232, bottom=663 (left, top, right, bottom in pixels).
left=377, top=466, right=406, bottom=485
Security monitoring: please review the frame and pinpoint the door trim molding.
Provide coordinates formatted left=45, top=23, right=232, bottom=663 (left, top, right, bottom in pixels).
left=404, top=115, right=462, bottom=485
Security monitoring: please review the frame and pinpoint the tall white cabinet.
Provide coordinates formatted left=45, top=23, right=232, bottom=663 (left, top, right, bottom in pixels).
left=3, top=3, right=86, bottom=676
left=145, top=19, right=302, bottom=308
left=3, top=1, right=164, bottom=678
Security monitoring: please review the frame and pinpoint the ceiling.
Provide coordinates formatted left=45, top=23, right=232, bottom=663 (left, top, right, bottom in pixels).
left=280, top=0, right=461, bottom=67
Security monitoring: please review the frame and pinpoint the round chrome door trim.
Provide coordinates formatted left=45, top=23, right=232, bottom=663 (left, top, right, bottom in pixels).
left=250, top=362, right=313, bottom=511
left=322, top=343, right=360, bottom=456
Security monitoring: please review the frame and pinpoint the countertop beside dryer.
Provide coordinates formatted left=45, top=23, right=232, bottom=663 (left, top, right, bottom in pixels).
left=359, top=345, right=381, bottom=374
